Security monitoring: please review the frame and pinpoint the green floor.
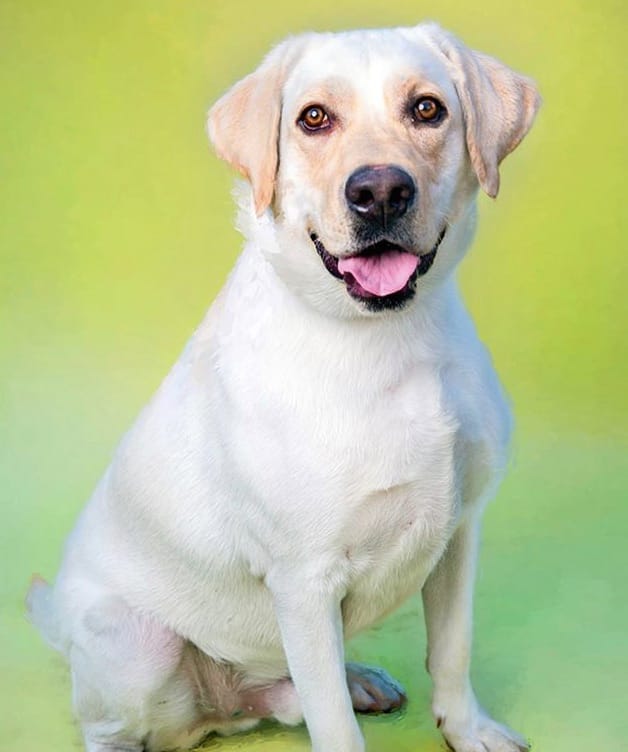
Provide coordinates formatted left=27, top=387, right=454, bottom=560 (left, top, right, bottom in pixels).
left=1, top=1, right=626, bottom=751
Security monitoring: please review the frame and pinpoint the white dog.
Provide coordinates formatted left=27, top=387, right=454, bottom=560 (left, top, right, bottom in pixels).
left=28, top=22, right=540, bottom=752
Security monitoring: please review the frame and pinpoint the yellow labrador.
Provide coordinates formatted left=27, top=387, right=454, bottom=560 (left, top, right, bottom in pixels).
left=28, top=22, right=539, bottom=752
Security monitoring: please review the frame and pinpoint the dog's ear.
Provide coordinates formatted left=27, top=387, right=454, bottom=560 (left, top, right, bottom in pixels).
left=425, top=24, right=541, bottom=198
left=207, top=39, right=302, bottom=216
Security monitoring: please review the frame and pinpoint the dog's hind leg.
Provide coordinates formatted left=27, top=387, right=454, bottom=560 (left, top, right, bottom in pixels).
left=69, top=594, right=197, bottom=752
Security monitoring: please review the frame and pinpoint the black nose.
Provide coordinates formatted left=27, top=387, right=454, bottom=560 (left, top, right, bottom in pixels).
left=345, top=165, right=416, bottom=225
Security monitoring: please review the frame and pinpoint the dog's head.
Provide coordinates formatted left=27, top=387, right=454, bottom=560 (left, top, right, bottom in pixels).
left=208, top=24, right=540, bottom=316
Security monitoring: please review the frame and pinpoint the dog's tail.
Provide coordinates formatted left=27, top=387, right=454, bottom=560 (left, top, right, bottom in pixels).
left=26, top=575, right=64, bottom=653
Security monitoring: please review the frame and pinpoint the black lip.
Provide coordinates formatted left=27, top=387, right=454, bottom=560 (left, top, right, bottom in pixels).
left=311, top=234, right=343, bottom=280
left=309, top=228, right=446, bottom=310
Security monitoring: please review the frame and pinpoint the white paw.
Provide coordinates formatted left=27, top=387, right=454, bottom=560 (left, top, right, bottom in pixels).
left=438, top=710, right=529, bottom=752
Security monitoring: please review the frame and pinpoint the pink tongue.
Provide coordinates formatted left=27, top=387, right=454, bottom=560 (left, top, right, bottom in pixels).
left=338, top=250, right=419, bottom=296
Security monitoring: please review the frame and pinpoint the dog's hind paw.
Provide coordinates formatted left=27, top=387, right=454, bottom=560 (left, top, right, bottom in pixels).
left=345, top=662, right=406, bottom=714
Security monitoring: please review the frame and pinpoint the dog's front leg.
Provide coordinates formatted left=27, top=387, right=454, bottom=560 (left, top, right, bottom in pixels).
left=422, top=515, right=528, bottom=752
left=268, top=569, right=364, bottom=752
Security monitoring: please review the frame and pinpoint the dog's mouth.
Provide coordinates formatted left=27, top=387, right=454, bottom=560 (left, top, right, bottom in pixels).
left=309, top=229, right=446, bottom=307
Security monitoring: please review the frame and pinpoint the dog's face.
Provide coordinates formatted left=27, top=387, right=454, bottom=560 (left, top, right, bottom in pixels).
left=209, top=24, right=539, bottom=316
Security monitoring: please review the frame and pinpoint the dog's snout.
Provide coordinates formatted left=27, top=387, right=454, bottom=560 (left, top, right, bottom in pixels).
left=345, top=165, right=416, bottom=225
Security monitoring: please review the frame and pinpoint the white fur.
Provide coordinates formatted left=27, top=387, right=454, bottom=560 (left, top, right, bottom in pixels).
left=28, top=22, right=538, bottom=752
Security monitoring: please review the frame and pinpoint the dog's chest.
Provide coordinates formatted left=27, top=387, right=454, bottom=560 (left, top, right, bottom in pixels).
left=229, top=350, right=461, bottom=591
left=332, top=374, right=460, bottom=626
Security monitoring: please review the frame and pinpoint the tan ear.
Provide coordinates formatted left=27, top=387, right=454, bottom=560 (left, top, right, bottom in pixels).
left=207, top=39, right=302, bottom=216
left=427, top=25, right=541, bottom=197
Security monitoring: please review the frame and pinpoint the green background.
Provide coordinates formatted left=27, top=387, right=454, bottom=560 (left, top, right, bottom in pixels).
left=1, top=1, right=626, bottom=750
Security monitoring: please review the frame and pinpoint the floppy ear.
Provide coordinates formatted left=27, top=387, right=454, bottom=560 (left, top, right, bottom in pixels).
left=426, top=25, right=541, bottom=198
left=207, top=39, right=301, bottom=216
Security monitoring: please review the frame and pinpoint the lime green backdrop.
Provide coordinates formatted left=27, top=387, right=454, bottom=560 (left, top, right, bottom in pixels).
left=1, top=1, right=626, bottom=751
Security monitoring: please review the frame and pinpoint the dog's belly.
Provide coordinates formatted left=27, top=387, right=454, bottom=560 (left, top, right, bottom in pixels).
left=106, top=480, right=454, bottom=676
left=198, top=483, right=450, bottom=667
left=160, top=456, right=455, bottom=674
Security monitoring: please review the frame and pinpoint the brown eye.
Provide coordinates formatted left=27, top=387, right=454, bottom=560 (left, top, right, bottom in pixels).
left=298, top=105, right=331, bottom=132
left=413, top=97, right=445, bottom=123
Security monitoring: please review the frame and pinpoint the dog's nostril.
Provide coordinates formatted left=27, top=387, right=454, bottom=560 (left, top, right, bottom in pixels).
left=356, top=189, right=375, bottom=208
left=397, top=186, right=411, bottom=201
left=390, top=185, right=411, bottom=208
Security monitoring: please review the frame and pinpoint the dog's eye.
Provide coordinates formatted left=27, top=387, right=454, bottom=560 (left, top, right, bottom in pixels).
left=298, top=105, right=331, bottom=132
left=412, top=97, right=445, bottom=124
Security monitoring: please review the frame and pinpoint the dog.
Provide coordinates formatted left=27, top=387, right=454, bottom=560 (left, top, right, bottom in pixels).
left=27, top=21, right=540, bottom=752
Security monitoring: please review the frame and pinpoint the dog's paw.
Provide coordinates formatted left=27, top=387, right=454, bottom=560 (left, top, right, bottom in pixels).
left=345, top=662, right=406, bottom=714
left=438, top=712, right=529, bottom=752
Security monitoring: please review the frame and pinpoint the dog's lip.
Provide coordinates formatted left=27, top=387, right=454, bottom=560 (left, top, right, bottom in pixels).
left=309, top=229, right=446, bottom=299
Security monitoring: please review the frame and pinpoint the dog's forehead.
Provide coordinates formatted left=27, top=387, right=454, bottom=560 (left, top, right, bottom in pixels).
left=283, top=28, right=454, bottom=105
